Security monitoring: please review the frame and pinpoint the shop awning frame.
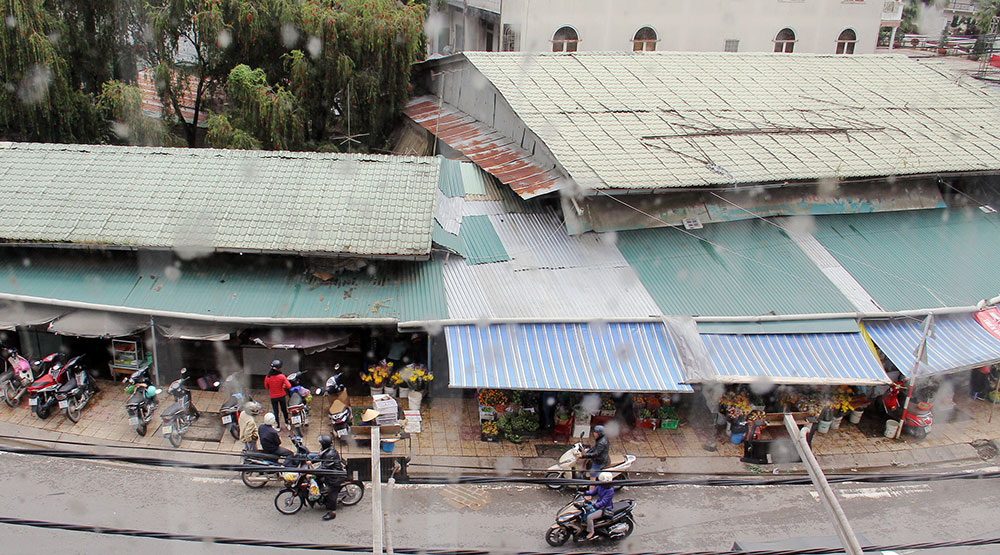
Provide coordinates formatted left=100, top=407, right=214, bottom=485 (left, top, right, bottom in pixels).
left=444, top=322, right=694, bottom=392
left=863, top=313, right=1000, bottom=378
left=699, top=332, right=890, bottom=386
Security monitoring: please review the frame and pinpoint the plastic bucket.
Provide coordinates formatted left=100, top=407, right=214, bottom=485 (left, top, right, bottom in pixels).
left=884, top=419, right=900, bottom=438
left=381, top=440, right=396, bottom=453
left=830, top=416, right=843, bottom=430
left=729, top=432, right=744, bottom=444
left=848, top=410, right=864, bottom=425
left=817, top=419, right=832, bottom=434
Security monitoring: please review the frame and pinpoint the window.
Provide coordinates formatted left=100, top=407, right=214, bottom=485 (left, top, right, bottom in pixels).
left=836, top=28, right=857, bottom=54
left=724, top=39, right=740, bottom=52
left=632, top=27, right=657, bottom=51
left=502, top=24, right=519, bottom=52
left=552, top=26, right=579, bottom=52
left=485, top=22, right=494, bottom=52
left=773, top=28, right=796, bottom=53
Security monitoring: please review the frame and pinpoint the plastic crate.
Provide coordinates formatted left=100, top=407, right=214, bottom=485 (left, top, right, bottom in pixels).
left=660, top=419, right=679, bottom=430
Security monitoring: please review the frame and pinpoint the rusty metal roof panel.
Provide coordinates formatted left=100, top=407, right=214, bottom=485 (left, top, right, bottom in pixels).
left=404, top=96, right=563, bottom=199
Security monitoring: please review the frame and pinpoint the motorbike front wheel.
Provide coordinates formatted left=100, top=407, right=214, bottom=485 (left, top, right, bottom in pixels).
left=544, top=471, right=564, bottom=490
left=65, top=397, right=82, bottom=423
left=545, top=526, right=570, bottom=547
left=2, top=381, right=17, bottom=407
left=168, top=430, right=183, bottom=448
left=135, top=422, right=147, bottom=437
left=908, top=426, right=929, bottom=440
left=339, top=481, right=364, bottom=506
left=242, top=470, right=270, bottom=488
left=274, top=489, right=304, bottom=515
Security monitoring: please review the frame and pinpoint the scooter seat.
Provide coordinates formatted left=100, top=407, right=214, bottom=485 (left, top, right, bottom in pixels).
left=221, top=396, right=240, bottom=411
left=608, top=455, right=626, bottom=467
left=288, top=392, right=303, bottom=406
left=161, top=401, right=185, bottom=418
left=57, top=378, right=77, bottom=394
left=247, top=451, right=282, bottom=462
left=608, top=500, right=634, bottom=515
left=126, top=390, right=147, bottom=407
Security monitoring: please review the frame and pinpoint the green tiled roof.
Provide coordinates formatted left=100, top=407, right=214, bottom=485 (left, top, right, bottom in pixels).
left=616, top=220, right=855, bottom=317
left=811, top=208, right=1000, bottom=311
left=0, top=143, right=440, bottom=258
left=0, top=252, right=448, bottom=322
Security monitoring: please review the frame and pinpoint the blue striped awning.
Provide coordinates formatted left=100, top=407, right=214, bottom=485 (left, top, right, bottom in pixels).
left=443, top=323, right=693, bottom=392
left=863, top=314, right=1000, bottom=378
left=701, top=333, right=890, bottom=385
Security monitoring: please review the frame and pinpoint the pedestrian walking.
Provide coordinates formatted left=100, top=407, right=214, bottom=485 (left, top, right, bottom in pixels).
left=264, top=359, right=291, bottom=430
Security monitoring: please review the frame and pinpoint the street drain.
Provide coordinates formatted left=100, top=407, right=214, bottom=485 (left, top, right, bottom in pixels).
left=971, top=439, right=998, bottom=460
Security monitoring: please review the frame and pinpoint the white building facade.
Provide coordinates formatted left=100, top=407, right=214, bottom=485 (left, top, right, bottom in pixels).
left=433, top=0, right=885, bottom=56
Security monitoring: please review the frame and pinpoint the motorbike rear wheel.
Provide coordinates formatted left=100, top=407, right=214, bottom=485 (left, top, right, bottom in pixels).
left=135, top=422, right=147, bottom=437
left=242, top=470, right=270, bottom=488
left=908, top=426, right=928, bottom=440
left=339, top=481, right=364, bottom=506
left=274, top=489, right=304, bottom=515
left=66, top=397, right=82, bottom=423
left=36, top=404, right=51, bottom=419
left=2, top=381, right=17, bottom=407
left=619, top=516, right=635, bottom=538
left=544, top=471, right=564, bottom=490
left=545, top=526, right=570, bottom=547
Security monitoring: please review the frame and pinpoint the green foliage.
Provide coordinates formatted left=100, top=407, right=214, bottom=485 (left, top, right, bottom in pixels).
left=974, top=0, right=1000, bottom=30
left=96, top=80, right=173, bottom=146
left=207, top=64, right=303, bottom=150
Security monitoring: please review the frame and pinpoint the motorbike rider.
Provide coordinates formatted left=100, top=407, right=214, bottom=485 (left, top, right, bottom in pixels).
left=316, top=434, right=346, bottom=521
left=264, top=360, right=292, bottom=430
left=258, top=412, right=293, bottom=459
left=578, top=424, right=611, bottom=479
left=582, top=472, right=615, bottom=540
left=238, top=401, right=262, bottom=450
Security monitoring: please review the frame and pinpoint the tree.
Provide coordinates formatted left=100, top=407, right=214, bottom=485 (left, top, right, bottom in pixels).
left=49, top=0, right=145, bottom=94
left=0, top=0, right=102, bottom=142
left=206, top=64, right=302, bottom=150
left=96, top=80, right=174, bottom=145
left=974, top=0, right=1000, bottom=31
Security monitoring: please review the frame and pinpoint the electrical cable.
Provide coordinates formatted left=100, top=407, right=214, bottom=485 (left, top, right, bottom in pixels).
left=0, top=515, right=999, bottom=555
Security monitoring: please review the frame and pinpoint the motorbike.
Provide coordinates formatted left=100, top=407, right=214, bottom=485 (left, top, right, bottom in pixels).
left=322, top=370, right=351, bottom=440
left=544, top=443, right=637, bottom=490
left=124, top=366, right=159, bottom=436
left=273, top=447, right=365, bottom=515
left=1, top=348, right=45, bottom=408
left=286, top=371, right=312, bottom=437
left=27, top=354, right=78, bottom=419
left=880, top=381, right=933, bottom=439
left=219, top=372, right=254, bottom=440
left=545, top=493, right=637, bottom=546
left=161, top=368, right=209, bottom=448
left=241, top=435, right=316, bottom=488
left=53, top=363, right=98, bottom=423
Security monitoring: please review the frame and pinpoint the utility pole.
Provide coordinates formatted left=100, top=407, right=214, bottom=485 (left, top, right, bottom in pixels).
left=783, top=415, right=862, bottom=555
left=371, top=426, right=383, bottom=555
left=896, top=314, right=934, bottom=439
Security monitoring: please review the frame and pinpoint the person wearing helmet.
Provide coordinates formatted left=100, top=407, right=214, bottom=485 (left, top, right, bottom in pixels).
left=316, top=434, right=346, bottom=521
left=582, top=472, right=615, bottom=540
left=258, top=412, right=293, bottom=459
left=578, top=424, right=611, bottom=480
left=238, top=401, right=261, bottom=449
left=264, top=360, right=292, bottom=431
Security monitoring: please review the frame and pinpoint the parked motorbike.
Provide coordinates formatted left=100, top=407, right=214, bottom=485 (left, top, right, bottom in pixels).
left=219, top=372, right=254, bottom=440
left=241, top=435, right=315, bottom=488
left=544, top=443, right=637, bottom=490
left=161, top=368, right=208, bottom=448
left=545, top=493, right=637, bottom=546
left=881, top=381, right=933, bottom=439
left=27, top=354, right=78, bottom=419
left=273, top=443, right=364, bottom=515
left=286, top=371, right=312, bottom=437
left=322, top=370, right=351, bottom=440
left=124, top=366, right=159, bottom=436
left=54, top=363, right=98, bottom=423
left=1, top=348, right=44, bottom=408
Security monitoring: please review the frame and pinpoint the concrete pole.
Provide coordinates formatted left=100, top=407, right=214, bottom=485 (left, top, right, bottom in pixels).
left=149, top=316, right=161, bottom=385
left=783, top=415, right=863, bottom=555
left=372, top=426, right=383, bottom=555
left=889, top=27, right=898, bottom=51
left=384, top=477, right=395, bottom=555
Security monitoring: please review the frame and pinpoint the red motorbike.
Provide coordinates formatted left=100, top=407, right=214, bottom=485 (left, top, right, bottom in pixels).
left=880, top=381, right=933, bottom=439
left=28, top=354, right=81, bottom=419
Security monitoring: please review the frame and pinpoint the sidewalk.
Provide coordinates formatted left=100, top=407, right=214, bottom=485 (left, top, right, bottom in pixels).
left=0, top=380, right=995, bottom=476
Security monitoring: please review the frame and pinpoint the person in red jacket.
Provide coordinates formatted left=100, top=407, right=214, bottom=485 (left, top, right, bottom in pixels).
left=264, top=360, right=292, bottom=430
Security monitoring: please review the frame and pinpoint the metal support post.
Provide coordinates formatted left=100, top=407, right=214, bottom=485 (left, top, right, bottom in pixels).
left=371, top=426, right=383, bottom=555
left=896, top=315, right=933, bottom=439
left=149, top=316, right=161, bottom=385
left=384, top=477, right=395, bottom=555
left=783, top=415, right=862, bottom=555
left=889, top=27, right=897, bottom=51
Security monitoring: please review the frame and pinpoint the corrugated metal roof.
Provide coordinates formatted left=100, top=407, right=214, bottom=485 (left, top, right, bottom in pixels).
left=616, top=219, right=856, bottom=317
left=455, top=52, right=1000, bottom=194
left=697, top=319, right=862, bottom=334
left=863, top=314, right=1000, bottom=377
left=459, top=215, right=510, bottom=264
left=0, top=252, right=448, bottom=322
left=700, top=332, right=889, bottom=385
left=810, top=208, right=1000, bottom=311
left=444, top=323, right=694, bottom=392
left=404, top=96, right=563, bottom=198
left=0, top=143, right=440, bottom=258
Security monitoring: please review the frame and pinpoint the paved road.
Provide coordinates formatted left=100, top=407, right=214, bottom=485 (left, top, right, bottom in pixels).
left=1, top=449, right=999, bottom=554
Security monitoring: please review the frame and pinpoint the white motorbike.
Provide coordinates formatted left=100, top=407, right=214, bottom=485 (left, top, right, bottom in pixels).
left=544, top=443, right=637, bottom=490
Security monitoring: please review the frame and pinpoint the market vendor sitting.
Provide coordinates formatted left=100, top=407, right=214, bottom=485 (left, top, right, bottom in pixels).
left=359, top=408, right=380, bottom=426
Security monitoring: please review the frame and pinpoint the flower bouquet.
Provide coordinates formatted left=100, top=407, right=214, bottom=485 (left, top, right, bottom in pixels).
left=362, top=359, right=393, bottom=394
left=478, top=389, right=508, bottom=409
left=398, top=363, right=434, bottom=392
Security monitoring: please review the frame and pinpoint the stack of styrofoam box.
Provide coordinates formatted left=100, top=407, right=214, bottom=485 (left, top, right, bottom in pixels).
left=373, top=394, right=398, bottom=426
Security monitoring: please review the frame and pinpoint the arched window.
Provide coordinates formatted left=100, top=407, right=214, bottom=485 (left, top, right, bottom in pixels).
left=632, top=26, right=657, bottom=51
left=774, top=28, right=795, bottom=53
left=836, top=29, right=857, bottom=54
left=552, top=26, right=579, bottom=52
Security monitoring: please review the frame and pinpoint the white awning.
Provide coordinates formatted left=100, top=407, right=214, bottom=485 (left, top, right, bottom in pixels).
left=48, top=310, right=149, bottom=338
left=155, top=318, right=235, bottom=341
left=0, top=301, right=69, bottom=330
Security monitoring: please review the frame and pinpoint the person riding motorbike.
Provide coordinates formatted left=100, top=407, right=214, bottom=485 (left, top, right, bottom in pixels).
left=259, top=412, right=293, bottom=459
left=316, top=434, right=346, bottom=521
left=238, top=401, right=262, bottom=449
left=583, top=472, right=615, bottom=540
left=578, top=425, right=611, bottom=479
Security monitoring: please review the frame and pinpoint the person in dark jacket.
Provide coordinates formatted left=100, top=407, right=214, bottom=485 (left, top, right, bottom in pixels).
left=264, top=360, right=291, bottom=430
left=316, top=434, right=346, bottom=521
left=258, top=412, right=293, bottom=458
left=583, top=472, right=615, bottom=540
left=578, top=424, right=610, bottom=479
